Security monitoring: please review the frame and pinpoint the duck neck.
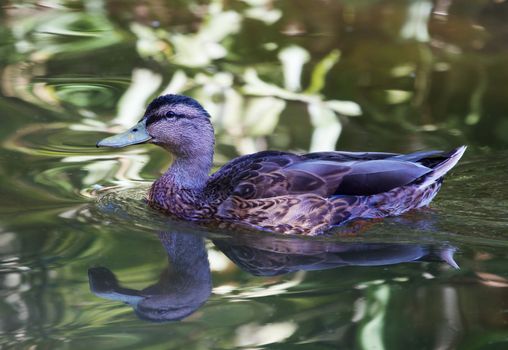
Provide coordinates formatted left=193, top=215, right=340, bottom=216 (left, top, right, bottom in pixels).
left=161, top=151, right=213, bottom=191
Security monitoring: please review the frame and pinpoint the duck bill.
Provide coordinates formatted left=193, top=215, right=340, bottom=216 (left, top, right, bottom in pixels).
left=96, top=120, right=152, bottom=148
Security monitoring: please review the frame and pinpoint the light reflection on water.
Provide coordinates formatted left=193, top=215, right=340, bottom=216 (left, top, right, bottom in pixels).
left=1, top=0, right=508, bottom=349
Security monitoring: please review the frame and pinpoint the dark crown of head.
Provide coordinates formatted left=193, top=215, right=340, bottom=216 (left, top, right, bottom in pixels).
left=144, top=94, right=210, bottom=124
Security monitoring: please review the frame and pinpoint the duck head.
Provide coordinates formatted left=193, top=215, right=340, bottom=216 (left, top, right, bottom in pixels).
left=97, top=94, right=215, bottom=158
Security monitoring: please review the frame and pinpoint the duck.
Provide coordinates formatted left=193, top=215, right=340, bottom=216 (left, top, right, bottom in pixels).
left=97, top=94, right=466, bottom=235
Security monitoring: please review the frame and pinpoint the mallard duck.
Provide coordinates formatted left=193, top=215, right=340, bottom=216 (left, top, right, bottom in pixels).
left=97, top=94, right=466, bottom=235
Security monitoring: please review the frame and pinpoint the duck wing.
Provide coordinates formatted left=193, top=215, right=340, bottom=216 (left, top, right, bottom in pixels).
left=206, top=151, right=300, bottom=199
left=303, top=151, right=399, bottom=161
left=331, top=159, right=431, bottom=195
left=207, top=150, right=434, bottom=199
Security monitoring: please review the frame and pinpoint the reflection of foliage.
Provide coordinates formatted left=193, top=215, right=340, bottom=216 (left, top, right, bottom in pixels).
left=129, top=5, right=361, bottom=153
left=7, top=11, right=121, bottom=60
left=1, top=0, right=365, bottom=156
left=131, top=5, right=242, bottom=67
left=0, top=6, right=125, bottom=115
left=4, top=0, right=508, bottom=151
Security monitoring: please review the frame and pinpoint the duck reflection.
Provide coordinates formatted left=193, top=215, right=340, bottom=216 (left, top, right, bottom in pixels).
left=89, top=232, right=211, bottom=322
left=88, top=231, right=458, bottom=322
left=213, top=234, right=459, bottom=276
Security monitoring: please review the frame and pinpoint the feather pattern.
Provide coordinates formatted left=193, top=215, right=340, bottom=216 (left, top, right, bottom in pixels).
left=149, top=147, right=466, bottom=235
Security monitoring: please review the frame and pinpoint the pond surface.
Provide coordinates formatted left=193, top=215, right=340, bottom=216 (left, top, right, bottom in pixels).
left=1, top=1, right=508, bottom=349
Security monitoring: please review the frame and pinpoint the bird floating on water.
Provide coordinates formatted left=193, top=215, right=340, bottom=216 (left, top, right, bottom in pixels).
left=97, top=94, right=466, bottom=235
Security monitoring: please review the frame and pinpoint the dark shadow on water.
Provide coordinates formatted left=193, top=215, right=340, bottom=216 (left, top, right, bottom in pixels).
left=88, top=229, right=458, bottom=322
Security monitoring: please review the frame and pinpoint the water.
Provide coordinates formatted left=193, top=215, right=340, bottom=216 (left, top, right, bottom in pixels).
left=1, top=1, right=508, bottom=349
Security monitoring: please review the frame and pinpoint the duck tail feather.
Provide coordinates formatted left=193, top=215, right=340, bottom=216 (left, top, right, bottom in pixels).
left=391, top=150, right=444, bottom=162
left=417, top=146, right=467, bottom=188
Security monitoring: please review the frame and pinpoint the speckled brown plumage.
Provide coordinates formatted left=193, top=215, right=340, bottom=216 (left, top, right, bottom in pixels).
left=148, top=147, right=465, bottom=235
left=98, top=94, right=467, bottom=236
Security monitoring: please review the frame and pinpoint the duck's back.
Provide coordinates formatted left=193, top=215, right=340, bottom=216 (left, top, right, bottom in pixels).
left=202, top=147, right=465, bottom=235
left=205, top=148, right=464, bottom=200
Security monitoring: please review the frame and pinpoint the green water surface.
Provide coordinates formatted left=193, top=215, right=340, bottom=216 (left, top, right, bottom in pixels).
left=1, top=1, right=508, bottom=349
